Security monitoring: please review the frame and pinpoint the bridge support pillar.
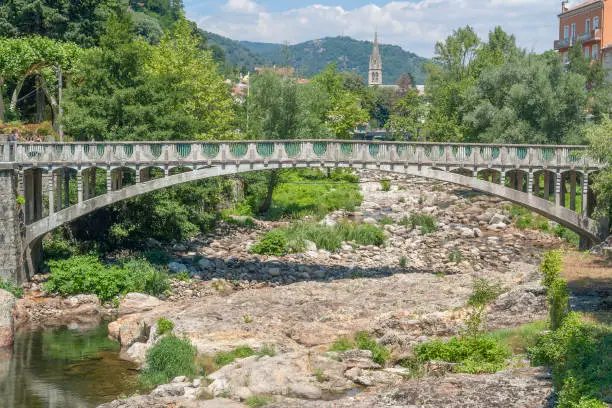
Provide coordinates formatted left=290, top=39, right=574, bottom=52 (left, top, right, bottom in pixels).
left=0, top=168, right=30, bottom=283
left=570, top=171, right=576, bottom=211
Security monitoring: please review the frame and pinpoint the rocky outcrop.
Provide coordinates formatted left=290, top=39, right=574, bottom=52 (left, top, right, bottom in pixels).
left=0, top=289, right=16, bottom=347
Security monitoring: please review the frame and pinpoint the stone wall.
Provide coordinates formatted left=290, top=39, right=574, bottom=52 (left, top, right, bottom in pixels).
left=0, top=170, right=23, bottom=282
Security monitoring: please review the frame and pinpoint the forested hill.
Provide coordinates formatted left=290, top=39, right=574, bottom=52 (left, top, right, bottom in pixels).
left=205, top=33, right=428, bottom=85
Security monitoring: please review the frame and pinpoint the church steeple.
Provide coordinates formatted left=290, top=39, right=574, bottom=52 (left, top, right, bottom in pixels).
left=369, top=32, right=382, bottom=86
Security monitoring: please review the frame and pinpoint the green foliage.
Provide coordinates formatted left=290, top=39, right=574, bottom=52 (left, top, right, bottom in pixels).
left=387, top=89, right=427, bottom=138
left=251, top=222, right=385, bottom=255
left=44, top=256, right=169, bottom=301
left=0, top=278, right=23, bottom=298
left=380, top=179, right=391, bottom=192
left=399, top=257, right=408, bottom=268
left=488, top=321, right=547, bottom=354
left=143, top=250, right=172, bottom=265
left=539, top=250, right=570, bottom=330
left=43, top=230, right=81, bottom=260
left=156, top=317, right=174, bottom=335
left=554, top=225, right=580, bottom=246
left=379, top=216, right=394, bottom=226
left=174, top=271, right=190, bottom=282
left=215, top=346, right=255, bottom=367
left=354, top=331, right=390, bottom=365
left=245, top=395, right=273, bottom=408
left=402, top=213, right=438, bottom=234
left=250, top=230, right=289, bottom=256
left=448, top=249, right=464, bottom=263
left=140, top=336, right=197, bottom=388
left=415, top=335, right=511, bottom=374
left=529, top=313, right=611, bottom=407
left=468, top=278, right=502, bottom=307
left=329, top=337, right=354, bottom=353
left=586, top=116, right=612, bottom=221
left=256, top=344, right=276, bottom=358
left=15, top=195, right=25, bottom=205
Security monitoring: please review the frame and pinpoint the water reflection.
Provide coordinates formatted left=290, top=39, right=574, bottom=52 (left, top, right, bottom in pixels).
left=0, top=324, right=138, bottom=408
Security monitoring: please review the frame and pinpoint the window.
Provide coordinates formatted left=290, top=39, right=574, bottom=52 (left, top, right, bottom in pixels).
left=571, top=23, right=576, bottom=39
left=594, top=16, right=599, bottom=29
left=593, top=44, right=599, bottom=60
left=586, top=19, right=591, bottom=34
left=564, top=25, right=569, bottom=40
left=585, top=46, right=590, bottom=58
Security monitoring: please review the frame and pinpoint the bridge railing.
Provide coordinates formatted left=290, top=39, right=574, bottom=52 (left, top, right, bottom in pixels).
left=9, top=141, right=599, bottom=169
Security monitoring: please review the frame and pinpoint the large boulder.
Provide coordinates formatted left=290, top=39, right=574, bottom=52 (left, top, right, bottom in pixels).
left=0, top=290, right=15, bottom=347
left=118, top=293, right=164, bottom=316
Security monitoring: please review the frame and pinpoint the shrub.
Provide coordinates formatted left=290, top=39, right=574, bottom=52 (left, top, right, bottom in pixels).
left=529, top=313, right=611, bottom=407
left=540, top=250, right=563, bottom=288
left=399, top=257, right=408, bottom=268
left=380, top=179, right=391, bottom=192
left=448, top=249, right=464, bottom=263
left=415, top=335, right=511, bottom=374
left=215, top=346, right=255, bottom=367
left=144, top=250, right=172, bottom=265
left=554, top=225, right=580, bottom=246
left=354, top=331, right=390, bottom=366
left=174, top=271, right=190, bottom=282
left=140, top=336, right=197, bottom=388
left=43, top=230, right=80, bottom=260
left=157, top=317, right=174, bottom=335
left=378, top=216, right=394, bottom=226
left=246, top=396, right=272, bottom=408
left=402, top=213, right=438, bottom=234
left=250, top=230, right=289, bottom=256
left=44, top=256, right=169, bottom=301
left=251, top=222, right=385, bottom=255
left=468, top=278, right=503, bottom=307
left=257, top=344, right=276, bottom=358
left=539, top=250, right=569, bottom=330
left=329, top=337, right=353, bottom=353
left=0, top=278, right=23, bottom=298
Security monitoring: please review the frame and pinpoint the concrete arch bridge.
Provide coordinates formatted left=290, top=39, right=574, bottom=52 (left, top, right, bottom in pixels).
left=0, top=140, right=608, bottom=282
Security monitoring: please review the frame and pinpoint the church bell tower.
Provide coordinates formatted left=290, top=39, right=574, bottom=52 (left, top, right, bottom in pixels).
left=369, top=32, right=382, bottom=86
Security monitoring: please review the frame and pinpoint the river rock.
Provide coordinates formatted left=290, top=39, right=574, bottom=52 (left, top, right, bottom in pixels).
left=341, top=349, right=381, bottom=369
left=168, top=262, right=188, bottom=274
left=488, top=222, right=508, bottom=231
left=119, top=293, right=164, bottom=316
left=108, top=316, right=149, bottom=348
left=0, top=290, right=16, bottom=347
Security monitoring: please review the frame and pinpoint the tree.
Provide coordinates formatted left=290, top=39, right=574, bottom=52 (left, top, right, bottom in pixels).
left=396, top=73, right=414, bottom=96
left=387, top=89, right=426, bottom=139
left=313, top=63, right=369, bottom=138
left=586, top=117, right=612, bottom=223
left=340, top=71, right=365, bottom=93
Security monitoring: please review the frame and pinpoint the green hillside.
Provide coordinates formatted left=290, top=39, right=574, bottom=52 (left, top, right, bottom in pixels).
left=241, top=36, right=428, bottom=85
left=204, top=31, right=271, bottom=71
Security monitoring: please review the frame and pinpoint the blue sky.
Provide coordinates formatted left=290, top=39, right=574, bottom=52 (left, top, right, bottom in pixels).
left=184, top=0, right=573, bottom=57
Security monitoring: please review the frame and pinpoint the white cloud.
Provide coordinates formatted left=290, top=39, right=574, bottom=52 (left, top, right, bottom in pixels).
left=223, top=0, right=260, bottom=13
left=190, top=0, right=562, bottom=57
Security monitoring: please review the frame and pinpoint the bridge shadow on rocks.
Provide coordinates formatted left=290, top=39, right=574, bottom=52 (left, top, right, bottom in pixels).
left=177, top=255, right=456, bottom=287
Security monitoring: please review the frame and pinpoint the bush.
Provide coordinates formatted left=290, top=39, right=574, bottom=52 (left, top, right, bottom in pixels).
left=355, top=331, right=390, bottom=365
left=380, top=179, right=391, bottom=192
left=250, top=230, right=289, bottom=256
left=144, top=250, right=172, bottom=265
left=415, top=335, right=511, bottom=374
left=140, top=336, right=197, bottom=388
left=43, top=230, right=80, bottom=260
left=554, top=225, right=580, bottom=246
left=539, top=250, right=569, bottom=330
left=44, top=256, right=169, bottom=301
left=468, top=278, right=503, bottom=307
left=251, top=222, right=385, bottom=255
left=0, top=278, right=23, bottom=298
left=448, top=249, right=464, bottom=263
left=329, top=337, right=353, bottom=353
left=157, top=317, right=174, bottom=335
left=215, top=346, right=255, bottom=367
left=402, top=213, right=438, bottom=234
left=378, top=216, right=394, bottom=226
left=529, top=313, right=611, bottom=407
left=399, top=257, right=408, bottom=268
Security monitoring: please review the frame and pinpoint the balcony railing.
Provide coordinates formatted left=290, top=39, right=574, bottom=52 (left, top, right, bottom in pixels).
left=555, top=29, right=601, bottom=50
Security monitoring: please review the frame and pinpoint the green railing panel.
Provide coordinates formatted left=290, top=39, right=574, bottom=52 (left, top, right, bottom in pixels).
left=313, top=142, right=327, bottom=157
left=97, top=144, right=105, bottom=157
left=341, top=143, right=354, bottom=157
left=256, top=143, right=274, bottom=157
left=118, top=145, right=133, bottom=158
left=567, top=149, right=580, bottom=163
left=284, top=142, right=301, bottom=158
left=202, top=144, right=220, bottom=159
left=368, top=144, right=380, bottom=158
left=150, top=144, right=162, bottom=158
left=540, top=148, right=554, bottom=162
left=452, top=146, right=472, bottom=160
left=54, top=146, right=63, bottom=157
left=424, top=145, right=444, bottom=159
left=176, top=143, right=191, bottom=158
left=515, top=147, right=527, bottom=160
left=230, top=143, right=248, bottom=158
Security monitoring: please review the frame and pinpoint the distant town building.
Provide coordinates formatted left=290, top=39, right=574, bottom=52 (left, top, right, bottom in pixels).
left=554, top=0, right=612, bottom=73
left=368, top=32, right=383, bottom=86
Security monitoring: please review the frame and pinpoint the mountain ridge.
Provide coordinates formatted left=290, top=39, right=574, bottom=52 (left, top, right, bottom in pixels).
left=204, top=32, right=428, bottom=85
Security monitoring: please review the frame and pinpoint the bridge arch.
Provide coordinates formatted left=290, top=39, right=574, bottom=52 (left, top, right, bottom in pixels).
left=25, top=163, right=604, bottom=247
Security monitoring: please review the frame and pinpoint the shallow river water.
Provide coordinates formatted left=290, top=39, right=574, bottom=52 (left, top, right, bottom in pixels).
left=0, top=324, right=138, bottom=408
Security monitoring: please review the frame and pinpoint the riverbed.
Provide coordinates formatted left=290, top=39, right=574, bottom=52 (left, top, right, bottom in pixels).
left=0, top=324, right=138, bottom=408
